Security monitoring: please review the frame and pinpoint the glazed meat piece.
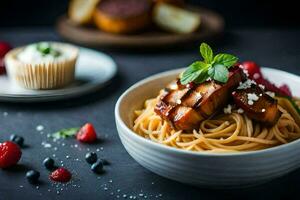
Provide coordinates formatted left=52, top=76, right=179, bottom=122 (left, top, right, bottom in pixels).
left=232, top=84, right=281, bottom=125
left=155, top=66, right=246, bottom=131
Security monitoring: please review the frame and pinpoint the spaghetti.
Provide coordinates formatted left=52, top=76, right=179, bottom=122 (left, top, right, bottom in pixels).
left=133, top=98, right=300, bottom=152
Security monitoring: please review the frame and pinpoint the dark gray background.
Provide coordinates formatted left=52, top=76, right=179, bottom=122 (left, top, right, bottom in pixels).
left=0, top=28, right=300, bottom=200
left=0, top=0, right=300, bottom=28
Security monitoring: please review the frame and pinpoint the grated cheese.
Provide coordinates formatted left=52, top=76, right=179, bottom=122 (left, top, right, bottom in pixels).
left=247, top=93, right=259, bottom=105
left=224, top=104, right=232, bottom=114
left=238, top=79, right=257, bottom=90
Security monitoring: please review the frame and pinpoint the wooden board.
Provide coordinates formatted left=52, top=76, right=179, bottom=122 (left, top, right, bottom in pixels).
left=56, top=6, right=224, bottom=49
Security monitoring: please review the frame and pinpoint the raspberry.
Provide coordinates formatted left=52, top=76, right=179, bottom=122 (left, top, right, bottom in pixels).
left=256, top=78, right=292, bottom=97
left=240, top=61, right=292, bottom=97
left=50, top=167, right=72, bottom=182
left=0, top=141, right=22, bottom=168
left=279, top=84, right=292, bottom=97
left=76, top=123, right=97, bottom=143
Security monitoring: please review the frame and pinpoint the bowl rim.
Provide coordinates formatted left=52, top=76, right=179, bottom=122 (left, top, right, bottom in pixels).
left=115, top=67, right=300, bottom=157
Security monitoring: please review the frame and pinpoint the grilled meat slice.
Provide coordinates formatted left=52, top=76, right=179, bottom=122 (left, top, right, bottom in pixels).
left=232, top=84, right=281, bottom=125
left=155, top=66, right=246, bottom=131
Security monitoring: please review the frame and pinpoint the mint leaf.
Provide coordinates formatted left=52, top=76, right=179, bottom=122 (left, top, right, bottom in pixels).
left=180, top=61, right=208, bottom=85
left=213, top=53, right=238, bottom=67
left=200, top=43, right=213, bottom=63
left=208, top=64, right=229, bottom=83
left=193, top=71, right=210, bottom=84
left=179, top=43, right=239, bottom=85
left=52, top=127, right=80, bottom=139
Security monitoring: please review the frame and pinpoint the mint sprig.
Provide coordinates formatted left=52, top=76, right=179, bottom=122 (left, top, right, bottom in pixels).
left=52, top=127, right=80, bottom=139
left=180, top=43, right=238, bottom=85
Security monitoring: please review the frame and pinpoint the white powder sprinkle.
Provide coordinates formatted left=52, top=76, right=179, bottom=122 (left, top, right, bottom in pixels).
left=262, top=109, right=266, bottom=112
left=36, top=125, right=44, bottom=131
left=253, top=73, right=261, bottom=79
left=42, top=142, right=52, bottom=148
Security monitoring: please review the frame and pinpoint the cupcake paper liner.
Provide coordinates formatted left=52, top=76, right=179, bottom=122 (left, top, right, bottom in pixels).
left=4, top=43, right=78, bottom=90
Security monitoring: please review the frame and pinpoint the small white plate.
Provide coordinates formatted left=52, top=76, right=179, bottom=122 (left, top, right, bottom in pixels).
left=0, top=47, right=117, bottom=102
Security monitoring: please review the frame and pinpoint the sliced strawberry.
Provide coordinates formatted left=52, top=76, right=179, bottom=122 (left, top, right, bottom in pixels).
left=76, top=123, right=97, bottom=143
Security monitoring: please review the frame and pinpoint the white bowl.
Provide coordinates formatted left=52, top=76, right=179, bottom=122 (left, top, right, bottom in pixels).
left=115, top=67, right=300, bottom=188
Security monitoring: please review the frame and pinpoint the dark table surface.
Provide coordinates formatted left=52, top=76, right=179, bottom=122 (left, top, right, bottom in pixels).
left=0, top=27, right=300, bottom=200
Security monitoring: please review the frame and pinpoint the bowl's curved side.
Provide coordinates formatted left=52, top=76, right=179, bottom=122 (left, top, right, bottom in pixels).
left=117, top=122, right=300, bottom=187
left=115, top=67, right=300, bottom=187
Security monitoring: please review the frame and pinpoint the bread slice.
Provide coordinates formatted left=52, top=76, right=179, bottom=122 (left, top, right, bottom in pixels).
left=68, top=0, right=100, bottom=25
left=153, top=3, right=201, bottom=34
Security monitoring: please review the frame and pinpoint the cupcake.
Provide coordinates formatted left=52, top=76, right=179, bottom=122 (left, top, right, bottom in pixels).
left=4, top=42, right=78, bottom=90
left=93, top=0, right=152, bottom=34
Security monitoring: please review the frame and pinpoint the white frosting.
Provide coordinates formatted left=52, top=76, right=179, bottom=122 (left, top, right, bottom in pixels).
left=17, top=43, right=69, bottom=64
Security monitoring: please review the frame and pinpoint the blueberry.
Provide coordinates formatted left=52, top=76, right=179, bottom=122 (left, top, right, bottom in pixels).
left=85, top=152, right=97, bottom=164
left=43, top=157, right=55, bottom=170
left=91, top=160, right=103, bottom=174
left=9, top=134, right=24, bottom=147
left=26, top=170, right=40, bottom=184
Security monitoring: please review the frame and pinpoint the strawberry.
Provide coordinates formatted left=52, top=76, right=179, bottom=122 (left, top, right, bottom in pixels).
left=241, top=61, right=263, bottom=80
left=76, top=123, right=97, bottom=143
left=50, top=167, right=72, bottom=182
left=0, top=141, right=22, bottom=168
